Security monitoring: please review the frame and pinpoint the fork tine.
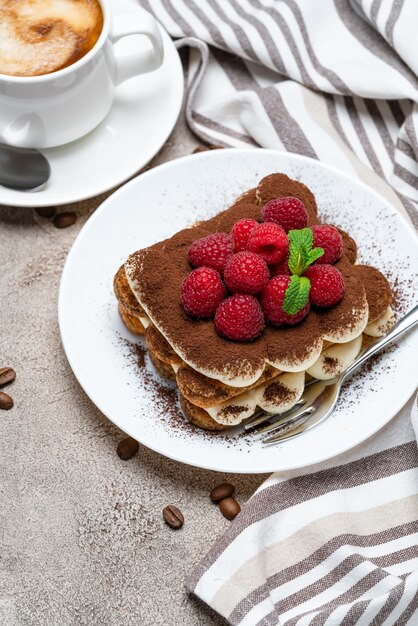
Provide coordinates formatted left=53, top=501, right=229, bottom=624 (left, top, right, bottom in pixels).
left=242, top=409, right=265, bottom=428
left=243, top=399, right=305, bottom=431
left=258, top=403, right=314, bottom=436
left=244, top=378, right=326, bottom=435
left=262, top=407, right=316, bottom=444
left=262, top=385, right=334, bottom=445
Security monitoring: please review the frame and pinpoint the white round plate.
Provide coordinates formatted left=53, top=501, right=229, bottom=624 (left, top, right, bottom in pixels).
left=59, top=149, right=418, bottom=473
left=0, top=1, right=183, bottom=208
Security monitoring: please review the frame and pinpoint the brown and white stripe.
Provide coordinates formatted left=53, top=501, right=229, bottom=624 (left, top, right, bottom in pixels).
left=136, top=1, right=418, bottom=623
left=184, top=402, right=418, bottom=625
left=139, top=0, right=418, bottom=230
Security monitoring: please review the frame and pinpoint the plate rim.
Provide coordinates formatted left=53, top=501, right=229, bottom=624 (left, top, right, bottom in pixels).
left=0, top=6, right=184, bottom=209
left=58, top=148, right=418, bottom=473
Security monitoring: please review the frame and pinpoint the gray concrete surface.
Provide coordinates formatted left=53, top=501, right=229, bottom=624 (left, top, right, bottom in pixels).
left=0, top=107, right=266, bottom=625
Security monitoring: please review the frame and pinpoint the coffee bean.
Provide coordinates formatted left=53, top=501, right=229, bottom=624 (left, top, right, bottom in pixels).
left=0, top=367, right=16, bottom=388
left=193, top=145, right=208, bottom=154
left=0, top=392, right=13, bottom=410
left=35, top=206, right=56, bottom=218
left=163, top=505, right=184, bottom=529
left=219, top=497, right=241, bottom=521
left=210, top=482, right=235, bottom=503
left=116, top=437, right=139, bottom=460
left=193, top=144, right=223, bottom=154
left=53, top=212, right=77, bottom=229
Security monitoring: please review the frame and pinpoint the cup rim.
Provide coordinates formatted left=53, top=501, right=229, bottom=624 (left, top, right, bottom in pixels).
left=0, top=0, right=110, bottom=83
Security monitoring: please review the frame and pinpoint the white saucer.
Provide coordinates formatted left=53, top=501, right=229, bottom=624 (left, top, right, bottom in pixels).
left=59, top=149, right=418, bottom=473
left=0, top=0, right=183, bottom=208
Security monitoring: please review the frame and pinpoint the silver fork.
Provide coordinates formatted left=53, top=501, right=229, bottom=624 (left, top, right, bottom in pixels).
left=245, top=303, right=418, bottom=445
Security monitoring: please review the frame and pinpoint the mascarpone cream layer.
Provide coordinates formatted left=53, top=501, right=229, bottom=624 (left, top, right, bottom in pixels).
left=365, top=307, right=393, bottom=337
left=203, top=338, right=363, bottom=426
left=200, top=307, right=392, bottom=425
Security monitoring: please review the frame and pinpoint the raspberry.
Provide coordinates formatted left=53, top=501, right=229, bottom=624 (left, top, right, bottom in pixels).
left=261, top=276, right=310, bottom=326
left=311, top=225, right=343, bottom=264
left=231, top=218, right=258, bottom=252
left=304, top=265, right=345, bottom=307
left=181, top=267, right=226, bottom=318
left=246, top=222, right=288, bottom=265
left=188, top=232, right=233, bottom=273
left=215, top=294, right=264, bottom=341
left=224, top=251, right=270, bottom=294
left=261, top=197, right=308, bottom=232
left=271, top=253, right=291, bottom=276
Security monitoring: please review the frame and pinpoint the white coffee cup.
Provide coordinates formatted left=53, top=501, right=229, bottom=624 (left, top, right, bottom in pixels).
left=0, top=0, right=164, bottom=149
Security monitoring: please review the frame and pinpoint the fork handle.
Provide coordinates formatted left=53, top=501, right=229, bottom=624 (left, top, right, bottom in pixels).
left=342, top=303, right=418, bottom=382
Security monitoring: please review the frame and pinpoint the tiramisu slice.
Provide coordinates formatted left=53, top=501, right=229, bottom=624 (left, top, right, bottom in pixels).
left=114, top=173, right=393, bottom=431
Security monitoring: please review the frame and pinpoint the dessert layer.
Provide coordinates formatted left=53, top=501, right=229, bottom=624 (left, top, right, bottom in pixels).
left=115, top=287, right=391, bottom=428
left=177, top=332, right=378, bottom=427
left=117, top=272, right=393, bottom=398
left=143, top=320, right=382, bottom=427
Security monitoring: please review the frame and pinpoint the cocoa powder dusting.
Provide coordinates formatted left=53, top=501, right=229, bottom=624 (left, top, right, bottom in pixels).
left=354, top=265, right=392, bottom=322
left=323, top=356, right=341, bottom=375
left=126, top=341, right=182, bottom=429
left=117, top=334, right=259, bottom=448
left=388, top=273, right=413, bottom=317
left=219, top=405, right=248, bottom=417
left=340, top=343, right=397, bottom=408
left=263, top=381, right=294, bottom=404
left=131, top=342, right=146, bottom=369
left=256, top=173, right=320, bottom=224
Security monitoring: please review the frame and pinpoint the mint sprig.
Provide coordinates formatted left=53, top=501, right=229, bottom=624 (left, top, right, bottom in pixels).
left=282, top=275, right=311, bottom=315
left=288, top=228, right=324, bottom=276
left=281, top=227, right=323, bottom=316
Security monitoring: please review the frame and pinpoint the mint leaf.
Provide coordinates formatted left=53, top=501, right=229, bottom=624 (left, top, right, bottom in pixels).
left=288, top=228, right=313, bottom=275
left=288, top=228, right=324, bottom=275
left=289, top=228, right=313, bottom=257
left=307, top=246, right=324, bottom=266
left=282, top=275, right=311, bottom=315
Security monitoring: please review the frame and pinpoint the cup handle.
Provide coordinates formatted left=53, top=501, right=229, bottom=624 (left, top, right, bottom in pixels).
left=110, top=12, right=164, bottom=85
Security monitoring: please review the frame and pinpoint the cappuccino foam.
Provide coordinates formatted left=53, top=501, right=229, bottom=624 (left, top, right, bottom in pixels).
left=0, top=0, right=103, bottom=77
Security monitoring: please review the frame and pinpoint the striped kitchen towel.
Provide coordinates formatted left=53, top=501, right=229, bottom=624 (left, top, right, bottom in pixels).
left=139, top=0, right=418, bottom=231
left=187, top=398, right=418, bottom=625
left=137, top=1, right=418, bottom=624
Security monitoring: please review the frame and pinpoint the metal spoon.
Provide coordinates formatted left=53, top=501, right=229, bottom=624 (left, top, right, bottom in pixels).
left=0, top=142, right=50, bottom=192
